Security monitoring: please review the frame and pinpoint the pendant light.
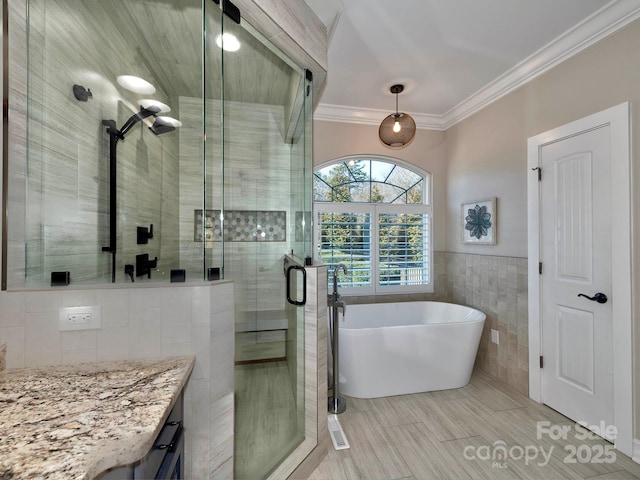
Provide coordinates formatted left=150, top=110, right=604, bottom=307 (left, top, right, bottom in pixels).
left=379, top=84, right=416, bottom=148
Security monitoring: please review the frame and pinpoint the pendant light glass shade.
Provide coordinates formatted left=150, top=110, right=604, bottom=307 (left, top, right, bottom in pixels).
left=379, top=84, right=416, bottom=148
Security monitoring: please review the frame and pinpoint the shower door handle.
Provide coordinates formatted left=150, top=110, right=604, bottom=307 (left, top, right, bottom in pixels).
left=286, top=265, right=307, bottom=306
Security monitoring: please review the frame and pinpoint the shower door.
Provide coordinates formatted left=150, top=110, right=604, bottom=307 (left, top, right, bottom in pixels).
left=219, top=10, right=311, bottom=480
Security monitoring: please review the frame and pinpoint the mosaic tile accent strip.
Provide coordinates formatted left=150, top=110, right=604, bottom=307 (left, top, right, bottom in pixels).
left=194, top=210, right=286, bottom=242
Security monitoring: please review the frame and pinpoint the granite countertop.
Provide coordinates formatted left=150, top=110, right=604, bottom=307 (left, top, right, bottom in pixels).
left=0, top=355, right=194, bottom=480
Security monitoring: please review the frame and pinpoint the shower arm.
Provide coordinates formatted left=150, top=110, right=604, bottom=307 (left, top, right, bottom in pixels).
left=117, top=107, right=157, bottom=139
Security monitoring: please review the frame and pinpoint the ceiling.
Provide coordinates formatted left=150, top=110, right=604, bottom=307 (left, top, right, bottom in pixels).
left=303, top=0, right=640, bottom=129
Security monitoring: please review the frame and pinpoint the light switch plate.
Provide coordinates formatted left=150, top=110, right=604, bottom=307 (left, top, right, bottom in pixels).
left=59, top=306, right=101, bottom=331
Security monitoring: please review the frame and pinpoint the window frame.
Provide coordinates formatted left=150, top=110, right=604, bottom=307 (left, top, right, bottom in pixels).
left=313, top=156, right=433, bottom=295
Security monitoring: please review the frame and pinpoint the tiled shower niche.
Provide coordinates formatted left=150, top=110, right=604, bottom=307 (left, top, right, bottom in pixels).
left=194, top=210, right=286, bottom=242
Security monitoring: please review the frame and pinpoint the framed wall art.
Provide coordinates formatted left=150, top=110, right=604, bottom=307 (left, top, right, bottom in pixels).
left=462, top=197, right=496, bottom=245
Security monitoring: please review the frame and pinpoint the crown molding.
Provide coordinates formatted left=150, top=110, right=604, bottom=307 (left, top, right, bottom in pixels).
left=314, top=0, right=640, bottom=131
left=442, top=0, right=640, bottom=128
left=313, top=103, right=445, bottom=130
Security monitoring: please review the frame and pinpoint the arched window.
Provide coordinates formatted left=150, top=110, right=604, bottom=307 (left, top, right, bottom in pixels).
left=313, top=156, right=433, bottom=294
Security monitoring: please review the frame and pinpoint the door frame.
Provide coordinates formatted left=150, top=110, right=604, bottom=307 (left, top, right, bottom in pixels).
left=527, top=102, right=632, bottom=456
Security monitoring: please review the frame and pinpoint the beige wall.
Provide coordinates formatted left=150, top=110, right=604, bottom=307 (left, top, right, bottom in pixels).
left=446, top=20, right=640, bottom=257
left=313, top=121, right=447, bottom=251
left=446, top=19, right=640, bottom=439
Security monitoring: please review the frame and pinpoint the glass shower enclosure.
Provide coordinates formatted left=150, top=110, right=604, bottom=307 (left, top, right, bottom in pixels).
left=7, top=0, right=313, bottom=477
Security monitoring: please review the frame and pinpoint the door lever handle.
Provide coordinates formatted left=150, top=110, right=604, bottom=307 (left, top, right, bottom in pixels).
left=577, top=292, right=608, bottom=304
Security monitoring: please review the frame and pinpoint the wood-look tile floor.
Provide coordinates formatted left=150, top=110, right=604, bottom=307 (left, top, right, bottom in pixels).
left=235, top=361, right=302, bottom=480
left=310, top=371, right=640, bottom=480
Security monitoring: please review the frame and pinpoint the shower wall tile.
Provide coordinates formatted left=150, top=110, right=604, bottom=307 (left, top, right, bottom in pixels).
left=7, top=0, right=181, bottom=287
left=5, top=0, right=28, bottom=286
left=178, top=97, right=298, bottom=286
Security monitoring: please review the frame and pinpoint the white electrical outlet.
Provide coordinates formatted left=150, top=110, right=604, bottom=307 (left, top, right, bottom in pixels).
left=491, top=328, right=499, bottom=345
left=59, top=306, right=101, bottom=331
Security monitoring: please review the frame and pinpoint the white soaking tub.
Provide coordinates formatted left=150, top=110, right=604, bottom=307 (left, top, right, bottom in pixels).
left=336, top=301, right=485, bottom=398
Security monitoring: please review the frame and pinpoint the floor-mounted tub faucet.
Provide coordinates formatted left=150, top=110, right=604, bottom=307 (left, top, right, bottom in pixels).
left=329, top=263, right=348, bottom=414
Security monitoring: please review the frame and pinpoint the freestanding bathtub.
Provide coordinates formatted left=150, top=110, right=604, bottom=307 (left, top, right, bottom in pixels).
left=335, top=301, right=485, bottom=398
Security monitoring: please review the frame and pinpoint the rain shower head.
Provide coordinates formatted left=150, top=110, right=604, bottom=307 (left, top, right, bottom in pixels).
left=150, top=122, right=175, bottom=135
left=149, top=116, right=182, bottom=136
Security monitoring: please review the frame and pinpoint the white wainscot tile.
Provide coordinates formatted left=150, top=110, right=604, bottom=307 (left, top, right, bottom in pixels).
left=191, top=287, right=211, bottom=324
left=0, top=292, right=26, bottom=327
left=61, top=290, right=98, bottom=307
left=191, top=322, right=210, bottom=381
left=100, top=303, right=129, bottom=329
left=62, top=349, right=96, bottom=365
left=61, top=330, right=97, bottom=351
left=161, top=342, right=193, bottom=357
left=25, top=291, right=62, bottom=313
left=162, top=321, right=192, bottom=345
left=97, top=327, right=130, bottom=362
left=129, top=307, right=162, bottom=330
left=129, top=288, right=163, bottom=309
left=0, top=326, right=25, bottom=368
left=25, top=311, right=61, bottom=367
left=211, top=283, right=234, bottom=313
left=97, top=290, right=130, bottom=328
left=161, top=288, right=193, bottom=324
left=128, top=326, right=161, bottom=360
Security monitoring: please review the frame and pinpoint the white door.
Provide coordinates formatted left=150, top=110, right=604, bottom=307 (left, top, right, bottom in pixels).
left=539, top=126, right=614, bottom=438
left=528, top=102, right=632, bottom=455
